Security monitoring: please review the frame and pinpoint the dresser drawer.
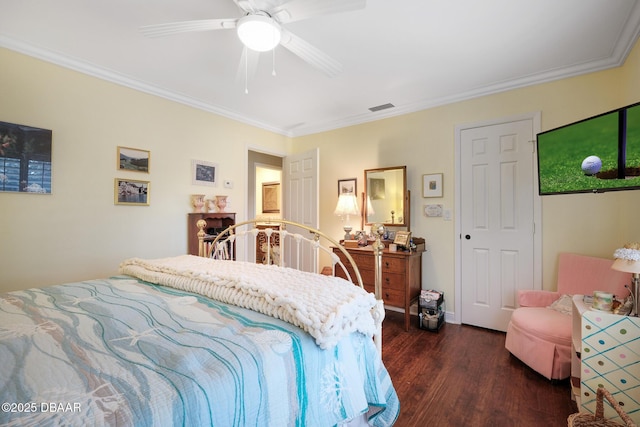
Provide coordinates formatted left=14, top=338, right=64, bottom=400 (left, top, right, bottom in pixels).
left=348, top=253, right=374, bottom=272
left=381, top=288, right=405, bottom=307
left=334, top=251, right=373, bottom=272
left=381, top=272, right=406, bottom=291
left=381, top=257, right=405, bottom=274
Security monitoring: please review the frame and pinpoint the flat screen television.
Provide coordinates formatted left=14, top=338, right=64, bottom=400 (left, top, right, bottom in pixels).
left=536, top=101, right=640, bottom=195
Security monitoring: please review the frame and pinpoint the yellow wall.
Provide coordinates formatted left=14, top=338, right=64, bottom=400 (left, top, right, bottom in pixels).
left=294, top=39, right=640, bottom=307
left=2, top=40, right=640, bottom=311
left=0, top=48, right=288, bottom=291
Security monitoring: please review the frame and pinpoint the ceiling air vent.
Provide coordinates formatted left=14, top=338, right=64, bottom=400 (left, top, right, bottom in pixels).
left=368, top=103, right=395, bottom=112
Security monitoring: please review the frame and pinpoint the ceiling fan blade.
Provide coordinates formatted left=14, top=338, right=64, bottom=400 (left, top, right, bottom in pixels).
left=280, top=28, right=342, bottom=77
left=233, top=0, right=256, bottom=13
left=140, top=19, right=236, bottom=37
left=271, top=0, right=366, bottom=23
left=235, top=46, right=261, bottom=89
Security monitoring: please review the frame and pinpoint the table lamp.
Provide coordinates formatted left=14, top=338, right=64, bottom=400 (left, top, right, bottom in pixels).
left=612, top=242, right=640, bottom=316
left=334, top=193, right=360, bottom=240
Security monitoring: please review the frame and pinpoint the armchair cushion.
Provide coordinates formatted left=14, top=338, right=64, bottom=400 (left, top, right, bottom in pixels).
left=509, top=307, right=571, bottom=346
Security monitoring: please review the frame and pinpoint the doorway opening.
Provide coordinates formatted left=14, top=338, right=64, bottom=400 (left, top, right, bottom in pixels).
left=248, top=150, right=283, bottom=219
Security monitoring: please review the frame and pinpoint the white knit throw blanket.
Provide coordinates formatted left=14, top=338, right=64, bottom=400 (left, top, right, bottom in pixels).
left=119, top=255, right=379, bottom=349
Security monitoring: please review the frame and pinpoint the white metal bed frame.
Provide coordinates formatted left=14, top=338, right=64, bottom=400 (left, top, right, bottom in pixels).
left=196, top=218, right=386, bottom=353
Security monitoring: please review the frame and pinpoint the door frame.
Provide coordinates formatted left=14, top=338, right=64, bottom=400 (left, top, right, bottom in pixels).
left=453, top=112, right=543, bottom=325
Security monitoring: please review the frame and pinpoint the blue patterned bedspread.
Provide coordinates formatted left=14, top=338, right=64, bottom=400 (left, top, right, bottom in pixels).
left=0, top=276, right=399, bottom=426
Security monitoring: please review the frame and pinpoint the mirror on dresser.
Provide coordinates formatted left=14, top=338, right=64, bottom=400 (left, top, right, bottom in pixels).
left=364, top=166, right=409, bottom=230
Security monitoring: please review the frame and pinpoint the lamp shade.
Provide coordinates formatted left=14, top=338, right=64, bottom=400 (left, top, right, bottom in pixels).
left=612, top=243, right=640, bottom=273
left=237, top=14, right=281, bottom=52
left=334, top=193, right=360, bottom=218
left=612, top=258, right=640, bottom=273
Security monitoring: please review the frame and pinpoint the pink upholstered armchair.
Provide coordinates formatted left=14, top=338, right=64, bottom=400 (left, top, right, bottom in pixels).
left=505, top=253, right=630, bottom=380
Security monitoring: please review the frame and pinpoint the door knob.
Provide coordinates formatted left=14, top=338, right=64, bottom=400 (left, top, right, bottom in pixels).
left=465, top=234, right=471, bottom=240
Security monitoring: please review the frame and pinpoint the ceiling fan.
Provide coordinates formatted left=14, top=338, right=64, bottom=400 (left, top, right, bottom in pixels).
left=140, top=0, right=366, bottom=78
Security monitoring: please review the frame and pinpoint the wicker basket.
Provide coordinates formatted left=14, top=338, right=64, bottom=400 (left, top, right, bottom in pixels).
left=568, top=388, right=637, bottom=427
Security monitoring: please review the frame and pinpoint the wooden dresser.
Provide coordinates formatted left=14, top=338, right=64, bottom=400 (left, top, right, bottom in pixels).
left=332, top=245, right=424, bottom=331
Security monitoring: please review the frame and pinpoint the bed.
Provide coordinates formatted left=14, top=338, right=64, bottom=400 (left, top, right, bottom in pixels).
left=0, top=219, right=398, bottom=426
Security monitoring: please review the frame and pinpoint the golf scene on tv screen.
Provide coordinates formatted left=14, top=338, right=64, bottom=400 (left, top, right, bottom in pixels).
left=537, top=102, right=640, bottom=195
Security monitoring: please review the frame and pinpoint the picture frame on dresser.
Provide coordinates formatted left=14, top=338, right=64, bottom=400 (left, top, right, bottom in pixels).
left=394, top=231, right=411, bottom=247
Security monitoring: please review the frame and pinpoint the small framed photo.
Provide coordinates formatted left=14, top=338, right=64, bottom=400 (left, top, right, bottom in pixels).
left=262, top=182, right=280, bottom=213
left=118, top=146, right=150, bottom=173
left=115, top=178, right=149, bottom=206
left=394, top=231, right=411, bottom=247
left=423, top=173, right=443, bottom=198
left=192, top=159, right=218, bottom=186
left=338, top=178, right=357, bottom=195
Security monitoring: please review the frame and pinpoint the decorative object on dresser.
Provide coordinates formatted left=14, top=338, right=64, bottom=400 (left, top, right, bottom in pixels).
left=611, top=242, right=640, bottom=316
left=187, top=212, right=235, bottom=256
left=504, top=253, right=630, bottom=381
left=393, top=231, right=411, bottom=249
left=334, top=192, right=360, bottom=240
left=333, top=237, right=425, bottom=331
left=191, top=194, right=206, bottom=212
left=214, top=194, right=228, bottom=212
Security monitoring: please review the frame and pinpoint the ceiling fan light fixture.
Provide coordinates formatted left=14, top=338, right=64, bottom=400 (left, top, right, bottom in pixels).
left=237, top=13, right=281, bottom=52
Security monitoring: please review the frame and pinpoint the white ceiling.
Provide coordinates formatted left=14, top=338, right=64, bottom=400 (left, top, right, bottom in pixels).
left=2, top=0, right=640, bottom=137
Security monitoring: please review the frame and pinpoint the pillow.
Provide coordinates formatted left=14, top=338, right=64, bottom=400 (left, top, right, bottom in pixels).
left=547, top=294, right=573, bottom=315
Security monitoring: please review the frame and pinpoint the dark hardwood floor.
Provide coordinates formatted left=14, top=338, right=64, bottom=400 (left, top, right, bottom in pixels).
left=381, top=310, right=577, bottom=427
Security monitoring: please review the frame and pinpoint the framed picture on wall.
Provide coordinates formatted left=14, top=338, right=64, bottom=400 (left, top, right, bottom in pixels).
left=114, top=178, right=150, bottom=206
left=192, top=159, right=218, bottom=186
left=338, top=178, right=357, bottom=195
left=262, top=182, right=280, bottom=213
left=422, top=173, right=443, bottom=198
left=0, top=120, right=52, bottom=194
left=118, top=146, right=150, bottom=173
